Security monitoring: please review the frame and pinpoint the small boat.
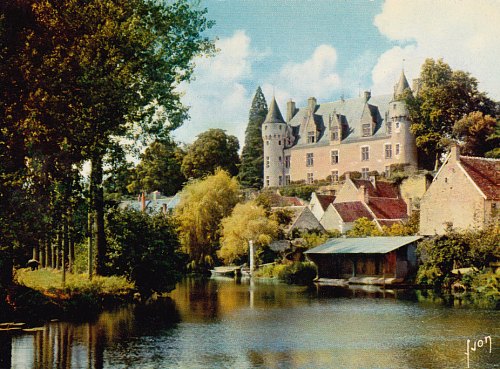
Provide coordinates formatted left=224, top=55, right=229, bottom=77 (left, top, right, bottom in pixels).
left=210, top=266, right=242, bottom=277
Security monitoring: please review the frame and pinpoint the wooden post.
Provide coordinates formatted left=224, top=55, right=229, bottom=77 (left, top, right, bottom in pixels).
left=249, top=240, right=255, bottom=275
left=88, top=211, right=93, bottom=280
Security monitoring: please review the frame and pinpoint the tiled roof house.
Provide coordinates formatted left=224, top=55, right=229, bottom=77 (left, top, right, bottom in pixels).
left=420, top=146, right=499, bottom=235
left=320, top=173, right=409, bottom=233
left=309, top=192, right=336, bottom=221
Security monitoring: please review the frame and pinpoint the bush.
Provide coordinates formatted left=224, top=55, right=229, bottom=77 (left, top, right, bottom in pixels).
left=255, top=261, right=317, bottom=285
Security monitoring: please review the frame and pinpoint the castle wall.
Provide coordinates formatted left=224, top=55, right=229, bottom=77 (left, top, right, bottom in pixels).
left=288, top=134, right=416, bottom=184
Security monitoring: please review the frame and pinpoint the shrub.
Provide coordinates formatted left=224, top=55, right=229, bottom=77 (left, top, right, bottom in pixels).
left=255, top=261, right=317, bottom=285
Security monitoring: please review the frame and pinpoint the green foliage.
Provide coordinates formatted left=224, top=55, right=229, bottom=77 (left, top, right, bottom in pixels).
left=255, top=261, right=317, bottom=285
left=346, top=217, right=382, bottom=237
left=105, top=209, right=184, bottom=297
left=175, top=170, right=240, bottom=272
left=218, top=201, right=278, bottom=265
left=453, top=111, right=498, bottom=157
left=406, top=58, right=495, bottom=169
left=300, top=230, right=335, bottom=249
left=416, top=223, right=499, bottom=288
left=127, top=139, right=186, bottom=196
left=239, top=87, right=268, bottom=188
left=280, top=184, right=318, bottom=200
left=181, top=129, right=240, bottom=179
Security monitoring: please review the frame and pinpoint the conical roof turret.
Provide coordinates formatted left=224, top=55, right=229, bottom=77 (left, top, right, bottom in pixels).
left=264, top=97, right=285, bottom=124
left=394, top=70, right=411, bottom=100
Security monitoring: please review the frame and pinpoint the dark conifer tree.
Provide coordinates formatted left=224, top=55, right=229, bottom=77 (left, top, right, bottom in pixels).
left=239, top=87, right=268, bottom=188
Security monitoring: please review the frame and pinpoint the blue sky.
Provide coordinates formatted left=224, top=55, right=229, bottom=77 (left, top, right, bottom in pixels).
left=174, top=0, right=500, bottom=147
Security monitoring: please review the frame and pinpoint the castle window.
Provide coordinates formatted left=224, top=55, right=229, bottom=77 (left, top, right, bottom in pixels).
left=266, top=140, right=269, bottom=146
left=279, top=156, right=282, bottom=162
left=285, top=175, right=291, bottom=185
left=395, top=143, right=400, bottom=155
left=266, top=156, right=270, bottom=168
left=361, top=168, right=369, bottom=179
left=331, top=150, right=339, bottom=165
left=393, top=104, right=397, bottom=110
left=307, top=131, right=316, bottom=143
left=331, top=170, right=339, bottom=184
left=385, top=165, right=390, bottom=177
left=395, top=121, right=400, bottom=131
left=266, top=176, right=270, bottom=187
left=279, top=176, right=283, bottom=186
left=285, top=155, right=291, bottom=169
left=385, top=144, right=392, bottom=159
left=361, top=146, right=370, bottom=161
left=306, top=153, right=314, bottom=167
left=362, top=124, right=371, bottom=137
left=387, top=121, right=392, bottom=135
left=278, top=140, right=281, bottom=145
left=307, top=173, right=314, bottom=184
left=331, top=127, right=339, bottom=141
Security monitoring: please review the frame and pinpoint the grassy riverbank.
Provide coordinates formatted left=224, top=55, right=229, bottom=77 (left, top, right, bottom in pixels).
left=0, top=269, right=135, bottom=324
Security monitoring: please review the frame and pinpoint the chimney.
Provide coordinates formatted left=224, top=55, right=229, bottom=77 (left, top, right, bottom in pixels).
left=369, top=175, right=376, bottom=188
left=286, top=99, right=296, bottom=122
left=344, top=172, right=350, bottom=181
left=358, top=185, right=369, bottom=204
left=450, top=144, right=460, bottom=162
left=308, top=97, right=317, bottom=114
left=407, top=197, right=412, bottom=217
left=364, top=90, right=371, bottom=102
left=141, top=192, right=146, bottom=212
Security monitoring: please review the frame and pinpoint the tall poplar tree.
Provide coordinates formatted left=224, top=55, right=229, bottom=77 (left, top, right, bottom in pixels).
left=239, top=87, right=268, bottom=188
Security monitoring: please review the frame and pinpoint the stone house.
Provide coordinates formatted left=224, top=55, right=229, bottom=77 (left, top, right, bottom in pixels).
left=319, top=174, right=409, bottom=233
left=262, top=71, right=418, bottom=187
left=308, top=192, right=336, bottom=222
left=420, top=146, right=499, bottom=235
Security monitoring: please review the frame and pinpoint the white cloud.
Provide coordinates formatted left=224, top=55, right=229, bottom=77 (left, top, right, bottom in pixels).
left=371, top=0, right=500, bottom=99
left=267, top=44, right=342, bottom=106
left=174, top=30, right=256, bottom=148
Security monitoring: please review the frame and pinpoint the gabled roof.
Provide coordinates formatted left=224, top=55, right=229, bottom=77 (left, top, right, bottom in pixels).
left=366, top=198, right=408, bottom=220
left=332, top=202, right=373, bottom=222
left=459, top=156, right=500, bottom=200
left=316, top=194, right=336, bottom=211
left=351, top=179, right=400, bottom=198
left=264, top=97, right=285, bottom=124
left=282, top=196, right=304, bottom=206
left=305, top=236, right=422, bottom=254
left=283, top=206, right=325, bottom=233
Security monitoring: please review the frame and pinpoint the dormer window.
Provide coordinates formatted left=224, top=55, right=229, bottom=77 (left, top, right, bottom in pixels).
left=331, top=127, right=339, bottom=141
left=307, top=131, right=316, bottom=143
left=362, top=124, right=371, bottom=137
left=387, top=121, right=392, bottom=135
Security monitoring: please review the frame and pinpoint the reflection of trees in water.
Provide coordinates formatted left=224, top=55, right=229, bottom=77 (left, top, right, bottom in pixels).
left=11, top=300, right=180, bottom=369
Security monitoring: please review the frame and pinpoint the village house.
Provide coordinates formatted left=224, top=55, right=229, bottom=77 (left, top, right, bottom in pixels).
left=308, top=192, right=336, bottom=222
left=318, top=173, right=409, bottom=233
left=305, top=236, right=421, bottom=285
left=420, top=146, right=499, bottom=235
left=262, top=71, right=418, bottom=187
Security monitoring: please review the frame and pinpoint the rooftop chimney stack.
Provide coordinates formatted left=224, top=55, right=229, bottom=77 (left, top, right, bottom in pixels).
left=286, top=99, right=297, bottom=122
left=308, top=97, right=317, bottom=114
left=450, top=144, right=460, bottom=162
left=364, top=90, right=371, bottom=102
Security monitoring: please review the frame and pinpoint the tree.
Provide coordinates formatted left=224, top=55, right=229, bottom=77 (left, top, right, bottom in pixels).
left=127, top=139, right=186, bottom=196
left=346, top=217, right=382, bottom=237
left=105, top=209, right=184, bottom=298
left=0, top=0, right=214, bottom=276
left=218, top=201, right=278, bottom=265
left=406, top=59, right=496, bottom=169
left=453, top=112, right=499, bottom=157
left=175, top=170, right=240, bottom=271
left=239, top=87, right=268, bottom=188
left=181, top=129, right=240, bottom=179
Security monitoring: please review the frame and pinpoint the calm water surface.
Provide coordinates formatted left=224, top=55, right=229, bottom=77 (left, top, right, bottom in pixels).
left=4, top=277, right=499, bottom=369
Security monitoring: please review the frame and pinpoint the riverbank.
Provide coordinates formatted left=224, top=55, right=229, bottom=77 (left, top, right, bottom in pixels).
left=0, top=269, right=135, bottom=326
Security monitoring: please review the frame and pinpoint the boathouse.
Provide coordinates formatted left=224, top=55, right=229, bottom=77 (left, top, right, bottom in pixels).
left=305, top=236, right=421, bottom=285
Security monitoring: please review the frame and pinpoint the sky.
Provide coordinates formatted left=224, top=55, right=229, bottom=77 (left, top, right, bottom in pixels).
left=173, top=0, right=500, bottom=148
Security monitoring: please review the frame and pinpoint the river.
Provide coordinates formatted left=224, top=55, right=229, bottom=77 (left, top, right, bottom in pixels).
left=3, top=277, right=499, bottom=369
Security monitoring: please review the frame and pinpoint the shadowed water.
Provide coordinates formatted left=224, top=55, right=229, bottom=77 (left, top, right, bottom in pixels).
left=4, top=277, right=499, bottom=369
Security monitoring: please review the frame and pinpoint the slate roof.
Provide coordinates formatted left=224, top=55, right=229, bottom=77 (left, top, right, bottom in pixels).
left=282, top=206, right=325, bottom=233
left=367, top=198, right=408, bottom=220
left=305, top=236, right=422, bottom=255
left=459, top=156, right=500, bottom=200
left=394, top=70, right=411, bottom=98
left=351, top=179, right=400, bottom=198
left=265, top=97, right=285, bottom=124
left=288, top=94, right=393, bottom=148
left=316, top=194, right=336, bottom=211
left=332, top=202, right=373, bottom=222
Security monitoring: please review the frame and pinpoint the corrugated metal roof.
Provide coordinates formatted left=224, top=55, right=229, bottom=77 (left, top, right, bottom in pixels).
left=305, top=236, right=421, bottom=254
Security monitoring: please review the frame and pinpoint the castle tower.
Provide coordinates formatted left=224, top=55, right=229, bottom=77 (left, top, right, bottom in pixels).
left=262, top=97, right=287, bottom=187
left=389, top=70, right=418, bottom=168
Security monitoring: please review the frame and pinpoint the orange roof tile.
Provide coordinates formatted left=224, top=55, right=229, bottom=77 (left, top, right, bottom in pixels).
left=460, top=156, right=500, bottom=200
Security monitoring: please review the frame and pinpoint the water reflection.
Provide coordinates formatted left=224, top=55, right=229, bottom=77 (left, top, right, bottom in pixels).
left=6, top=278, right=499, bottom=369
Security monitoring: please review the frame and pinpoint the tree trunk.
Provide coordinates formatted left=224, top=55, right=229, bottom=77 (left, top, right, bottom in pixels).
left=91, top=154, right=106, bottom=276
